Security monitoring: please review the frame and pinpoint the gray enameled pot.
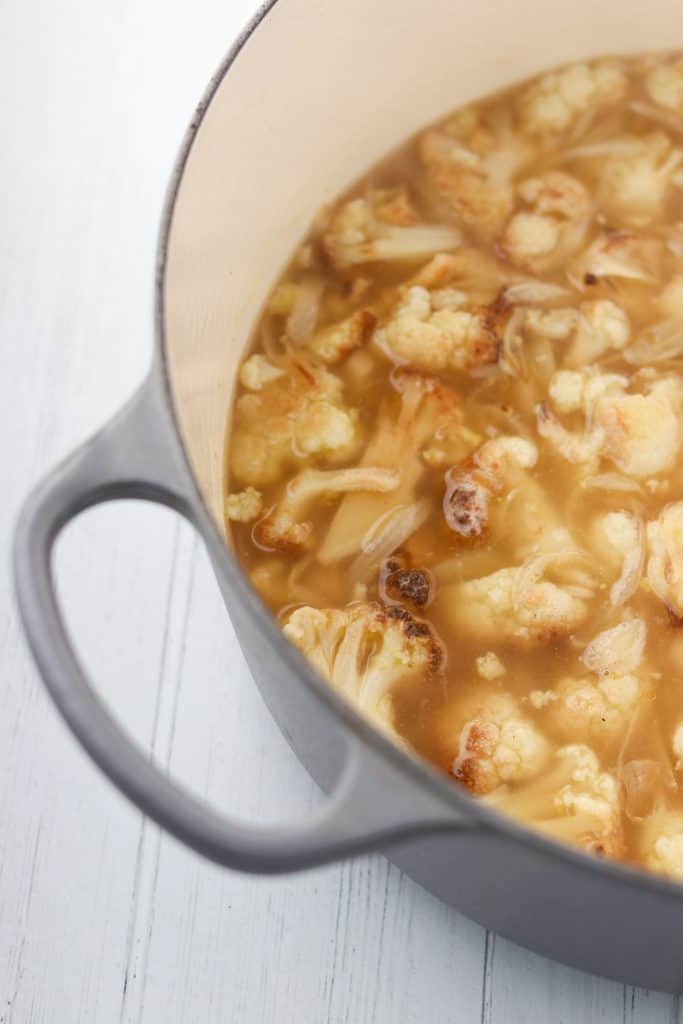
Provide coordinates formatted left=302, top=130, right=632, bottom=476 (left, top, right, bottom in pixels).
left=13, top=0, right=683, bottom=992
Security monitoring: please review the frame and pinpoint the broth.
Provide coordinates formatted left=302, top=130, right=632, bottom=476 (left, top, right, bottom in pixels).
left=225, top=52, right=683, bottom=879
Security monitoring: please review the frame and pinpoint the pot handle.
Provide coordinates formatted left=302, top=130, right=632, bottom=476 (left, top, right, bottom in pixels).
left=13, top=372, right=472, bottom=873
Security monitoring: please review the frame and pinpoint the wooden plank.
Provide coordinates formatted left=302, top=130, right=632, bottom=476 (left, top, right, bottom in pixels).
left=131, top=547, right=487, bottom=1024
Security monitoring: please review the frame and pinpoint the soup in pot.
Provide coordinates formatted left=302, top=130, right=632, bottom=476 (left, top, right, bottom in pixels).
left=225, top=52, right=683, bottom=879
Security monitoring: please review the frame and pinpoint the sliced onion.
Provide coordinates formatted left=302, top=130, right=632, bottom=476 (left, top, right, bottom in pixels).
left=350, top=498, right=432, bottom=581
left=610, top=514, right=645, bottom=607
left=630, top=101, right=683, bottom=135
left=558, top=138, right=642, bottom=162
left=581, top=618, right=646, bottom=676
left=500, top=307, right=528, bottom=378
left=620, top=759, right=663, bottom=822
left=625, top=315, right=683, bottom=364
left=504, top=280, right=571, bottom=305
left=581, top=473, right=642, bottom=494
left=286, top=277, right=324, bottom=344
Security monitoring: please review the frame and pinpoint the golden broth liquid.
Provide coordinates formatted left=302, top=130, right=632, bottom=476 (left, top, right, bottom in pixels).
left=226, top=52, right=683, bottom=878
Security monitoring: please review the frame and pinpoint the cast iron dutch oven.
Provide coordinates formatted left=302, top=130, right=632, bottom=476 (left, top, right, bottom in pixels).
left=13, top=0, right=683, bottom=992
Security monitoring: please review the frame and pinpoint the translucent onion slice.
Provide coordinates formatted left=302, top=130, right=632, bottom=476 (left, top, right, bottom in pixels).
left=610, top=514, right=645, bottom=607
left=350, top=498, right=432, bottom=582
left=286, top=277, right=324, bottom=344
left=503, top=280, right=572, bottom=305
left=625, top=315, right=683, bottom=364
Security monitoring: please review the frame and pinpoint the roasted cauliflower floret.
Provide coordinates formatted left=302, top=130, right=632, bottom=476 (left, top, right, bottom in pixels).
left=283, top=602, right=444, bottom=737
left=489, top=743, right=623, bottom=858
left=239, top=354, right=285, bottom=391
left=438, top=690, right=550, bottom=795
left=540, top=375, right=682, bottom=476
left=546, top=620, right=647, bottom=744
left=379, top=553, right=434, bottom=610
left=646, top=58, right=683, bottom=114
left=443, top=436, right=538, bottom=539
left=323, top=194, right=461, bottom=269
left=475, top=651, right=506, bottom=680
left=443, top=559, right=590, bottom=647
left=319, top=371, right=475, bottom=563
left=418, top=114, right=533, bottom=238
left=564, top=300, right=630, bottom=367
left=255, top=466, right=400, bottom=552
left=547, top=367, right=628, bottom=416
left=647, top=501, right=683, bottom=618
left=517, top=61, right=627, bottom=135
left=230, top=360, right=358, bottom=487
left=548, top=669, right=644, bottom=744
left=594, top=377, right=682, bottom=477
left=536, top=403, right=606, bottom=466
left=306, top=309, right=376, bottom=364
left=591, top=509, right=645, bottom=606
left=599, top=132, right=683, bottom=228
left=501, top=171, right=589, bottom=272
left=641, top=811, right=683, bottom=880
left=225, top=486, right=263, bottom=523
left=373, top=285, right=502, bottom=374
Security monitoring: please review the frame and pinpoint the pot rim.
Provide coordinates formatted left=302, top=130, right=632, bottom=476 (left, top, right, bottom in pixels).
left=154, top=0, right=683, bottom=901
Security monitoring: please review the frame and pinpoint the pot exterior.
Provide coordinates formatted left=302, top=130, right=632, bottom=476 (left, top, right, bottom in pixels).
left=224, top=567, right=683, bottom=991
left=161, top=0, right=683, bottom=990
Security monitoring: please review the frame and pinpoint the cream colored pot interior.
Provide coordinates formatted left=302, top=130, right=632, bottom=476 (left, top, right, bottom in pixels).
left=163, top=0, right=680, bottom=530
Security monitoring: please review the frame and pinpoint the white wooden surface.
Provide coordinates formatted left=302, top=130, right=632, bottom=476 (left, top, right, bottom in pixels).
left=0, top=2, right=680, bottom=1021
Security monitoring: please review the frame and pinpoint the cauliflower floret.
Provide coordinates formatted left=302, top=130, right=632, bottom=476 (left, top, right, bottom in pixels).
left=374, top=285, right=502, bottom=374
left=564, top=300, right=630, bottom=367
left=548, top=674, right=644, bottom=745
left=319, top=371, right=474, bottom=563
left=231, top=360, right=359, bottom=487
left=489, top=743, right=623, bottom=858
left=646, top=58, right=683, bottom=113
left=307, top=309, right=376, bottom=364
left=536, top=403, right=606, bottom=465
left=546, top=620, right=647, bottom=745
left=529, top=690, right=558, bottom=710
left=592, top=510, right=645, bottom=606
left=501, top=171, right=589, bottom=272
left=548, top=370, right=585, bottom=414
left=323, top=194, right=461, bottom=269
left=547, top=367, right=628, bottom=416
left=518, top=61, right=628, bottom=135
left=599, top=132, right=683, bottom=228
left=443, top=561, right=589, bottom=647
left=418, top=117, right=533, bottom=239
left=283, top=601, right=444, bottom=738
left=225, top=486, right=263, bottom=523
left=524, top=307, right=578, bottom=341
left=239, top=354, right=286, bottom=391
left=541, top=375, right=682, bottom=476
left=379, top=554, right=433, bottom=610
left=255, top=466, right=399, bottom=552
left=641, top=812, right=683, bottom=880
left=596, top=510, right=640, bottom=562
left=439, top=690, right=550, bottom=795
left=442, top=436, right=538, bottom=539
left=581, top=618, right=647, bottom=676
left=594, top=377, right=682, bottom=477
left=476, top=651, right=506, bottom=680
left=647, top=501, right=683, bottom=617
